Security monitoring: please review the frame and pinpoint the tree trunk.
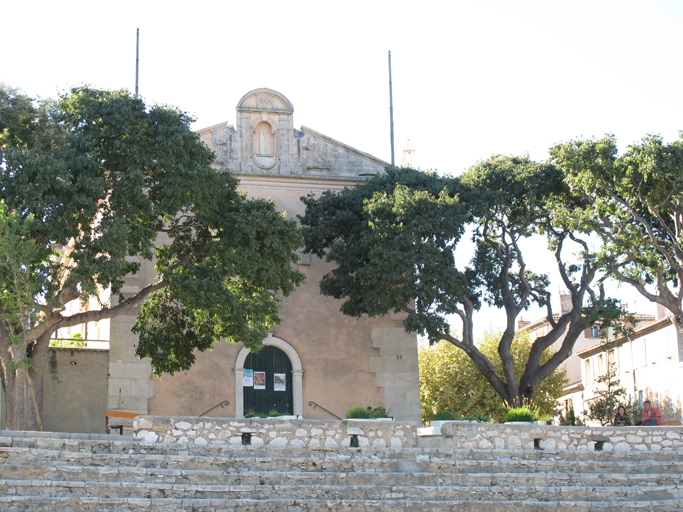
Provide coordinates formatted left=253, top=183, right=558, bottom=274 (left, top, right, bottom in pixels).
left=0, top=327, right=45, bottom=431
left=2, top=368, right=31, bottom=430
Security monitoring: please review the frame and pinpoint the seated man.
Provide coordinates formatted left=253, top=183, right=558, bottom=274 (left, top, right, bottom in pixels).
left=640, top=400, right=662, bottom=426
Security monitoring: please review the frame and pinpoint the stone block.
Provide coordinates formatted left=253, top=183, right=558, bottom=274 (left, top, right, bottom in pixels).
left=508, top=436, right=522, bottom=449
left=123, top=363, right=152, bottom=380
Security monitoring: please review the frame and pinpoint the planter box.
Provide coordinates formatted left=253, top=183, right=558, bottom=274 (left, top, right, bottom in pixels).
left=430, top=420, right=453, bottom=434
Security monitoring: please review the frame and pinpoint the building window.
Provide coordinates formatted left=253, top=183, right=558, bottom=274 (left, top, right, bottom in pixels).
left=665, top=329, right=674, bottom=359
left=598, top=354, right=605, bottom=376
left=635, top=339, right=647, bottom=367
left=608, top=350, right=617, bottom=373
left=589, top=326, right=600, bottom=338
left=584, top=360, right=591, bottom=386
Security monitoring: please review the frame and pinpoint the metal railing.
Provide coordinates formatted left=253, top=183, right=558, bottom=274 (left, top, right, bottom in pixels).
left=308, top=401, right=342, bottom=420
left=199, top=399, right=230, bottom=417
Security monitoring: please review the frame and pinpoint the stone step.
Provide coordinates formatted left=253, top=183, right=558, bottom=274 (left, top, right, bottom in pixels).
left=2, top=496, right=682, bottom=512
left=1, top=478, right=681, bottom=502
left=3, top=445, right=682, bottom=476
left=1, top=463, right=681, bottom=488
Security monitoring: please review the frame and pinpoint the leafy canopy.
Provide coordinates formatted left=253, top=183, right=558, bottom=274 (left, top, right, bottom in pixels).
left=301, top=163, right=621, bottom=407
left=0, top=84, right=305, bottom=382
left=550, top=134, right=683, bottom=331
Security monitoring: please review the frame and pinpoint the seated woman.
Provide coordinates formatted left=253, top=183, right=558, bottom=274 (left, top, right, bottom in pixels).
left=613, top=405, right=631, bottom=426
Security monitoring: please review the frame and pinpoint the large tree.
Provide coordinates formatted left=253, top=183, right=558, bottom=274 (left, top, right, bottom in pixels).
left=300, top=164, right=621, bottom=407
left=419, top=331, right=567, bottom=423
left=0, top=85, right=304, bottom=430
left=550, top=134, right=683, bottom=333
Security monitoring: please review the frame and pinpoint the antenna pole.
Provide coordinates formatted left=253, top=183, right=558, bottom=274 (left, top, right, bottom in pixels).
left=135, top=28, right=140, bottom=98
left=388, top=50, right=395, bottom=168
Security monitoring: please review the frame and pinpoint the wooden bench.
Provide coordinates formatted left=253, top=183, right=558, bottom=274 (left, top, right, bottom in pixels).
left=105, top=410, right=139, bottom=435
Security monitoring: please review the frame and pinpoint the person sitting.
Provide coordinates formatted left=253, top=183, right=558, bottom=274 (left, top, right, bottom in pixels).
left=639, top=400, right=662, bottom=426
left=613, top=405, right=631, bottom=426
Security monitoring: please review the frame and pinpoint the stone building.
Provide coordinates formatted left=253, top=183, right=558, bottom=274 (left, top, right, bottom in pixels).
left=577, top=311, right=683, bottom=425
left=519, top=297, right=682, bottom=425
left=46, top=88, right=421, bottom=430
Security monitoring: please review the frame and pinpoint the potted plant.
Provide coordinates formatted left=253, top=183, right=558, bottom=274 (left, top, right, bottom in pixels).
left=503, top=406, right=538, bottom=424
left=346, top=406, right=371, bottom=419
left=369, top=406, right=392, bottom=420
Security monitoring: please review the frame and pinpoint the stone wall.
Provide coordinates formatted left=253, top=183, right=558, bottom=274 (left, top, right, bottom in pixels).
left=42, top=347, right=109, bottom=434
left=439, top=422, right=683, bottom=452
left=135, top=416, right=418, bottom=448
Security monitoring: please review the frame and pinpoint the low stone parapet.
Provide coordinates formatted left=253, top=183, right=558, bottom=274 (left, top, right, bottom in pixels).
left=438, top=422, right=683, bottom=452
left=134, top=416, right=418, bottom=448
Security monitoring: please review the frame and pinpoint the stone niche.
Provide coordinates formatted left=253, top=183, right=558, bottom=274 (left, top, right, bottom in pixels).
left=238, top=89, right=294, bottom=175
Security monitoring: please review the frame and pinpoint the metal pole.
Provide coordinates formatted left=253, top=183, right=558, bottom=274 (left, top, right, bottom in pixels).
left=388, top=50, right=395, bottom=168
left=135, top=28, right=140, bottom=98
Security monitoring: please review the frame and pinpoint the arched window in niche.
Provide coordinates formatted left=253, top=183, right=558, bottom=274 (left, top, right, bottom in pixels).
left=253, top=121, right=275, bottom=155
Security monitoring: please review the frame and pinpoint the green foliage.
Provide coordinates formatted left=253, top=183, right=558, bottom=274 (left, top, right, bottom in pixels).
left=300, top=167, right=470, bottom=339
left=369, top=406, right=389, bottom=418
left=504, top=406, right=538, bottom=422
left=462, top=414, right=491, bottom=423
left=419, top=332, right=567, bottom=423
left=49, top=338, right=87, bottom=348
left=550, top=134, right=683, bottom=330
left=586, top=363, right=626, bottom=426
left=558, top=408, right=585, bottom=426
left=302, top=162, right=617, bottom=410
left=433, top=410, right=455, bottom=421
left=624, top=400, right=644, bottom=426
left=0, top=84, right=305, bottom=429
left=345, top=406, right=371, bottom=419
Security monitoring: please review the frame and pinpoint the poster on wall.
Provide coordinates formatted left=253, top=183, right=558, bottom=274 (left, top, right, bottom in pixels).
left=273, top=373, right=286, bottom=391
left=243, top=369, right=254, bottom=387
left=254, top=371, right=266, bottom=390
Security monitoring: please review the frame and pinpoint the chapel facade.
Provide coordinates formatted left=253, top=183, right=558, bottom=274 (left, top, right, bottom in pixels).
left=105, top=89, right=422, bottom=423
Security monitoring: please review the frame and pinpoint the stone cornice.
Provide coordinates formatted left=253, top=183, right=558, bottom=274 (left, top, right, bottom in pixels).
left=235, top=173, right=366, bottom=193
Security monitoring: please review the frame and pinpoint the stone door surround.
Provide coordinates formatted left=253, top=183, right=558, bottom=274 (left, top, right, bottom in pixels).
left=234, top=334, right=303, bottom=418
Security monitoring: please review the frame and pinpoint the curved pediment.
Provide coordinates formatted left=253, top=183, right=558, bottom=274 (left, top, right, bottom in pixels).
left=237, top=88, right=294, bottom=113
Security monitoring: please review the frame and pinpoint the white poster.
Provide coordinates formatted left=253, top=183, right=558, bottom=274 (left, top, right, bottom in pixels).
left=273, top=373, right=286, bottom=392
left=243, top=369, right=254, bottom=387
left=254, top=371, right=266, bottom=390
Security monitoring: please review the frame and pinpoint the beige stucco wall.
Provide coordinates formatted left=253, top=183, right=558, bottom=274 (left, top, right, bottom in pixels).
left=42, top=347, right=109, bottom=433
left=146, top=175, right=421, bottom=422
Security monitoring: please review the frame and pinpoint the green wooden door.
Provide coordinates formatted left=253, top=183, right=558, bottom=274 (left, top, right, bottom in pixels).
left=243, top=346, right=293, bottom=416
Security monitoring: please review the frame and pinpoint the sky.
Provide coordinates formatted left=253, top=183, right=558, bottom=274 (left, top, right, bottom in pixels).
left=4, top=0, right=683, bottom=335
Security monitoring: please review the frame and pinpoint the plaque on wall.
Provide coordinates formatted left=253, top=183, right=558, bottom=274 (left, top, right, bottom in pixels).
left=254, top=371, right=266, bottom=390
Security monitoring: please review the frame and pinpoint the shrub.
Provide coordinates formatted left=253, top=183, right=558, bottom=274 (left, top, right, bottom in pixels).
left=346, top=406, right=371, bottom=419
left=369, top=406, right=389, bottom=419
left=462, top=414, right=491, bottom=423
left=433, top=410, right=456, bottom=421
left=504, top=406, right=538, bottom=423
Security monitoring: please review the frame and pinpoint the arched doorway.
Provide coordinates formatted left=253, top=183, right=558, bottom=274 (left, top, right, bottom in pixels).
left=243, top=346, right=293, bottom=416
left=234, top=334, right=303, bottom=418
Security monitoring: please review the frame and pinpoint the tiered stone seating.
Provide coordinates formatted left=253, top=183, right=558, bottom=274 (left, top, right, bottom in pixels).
left=0, top=429, right=682, bottom=511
